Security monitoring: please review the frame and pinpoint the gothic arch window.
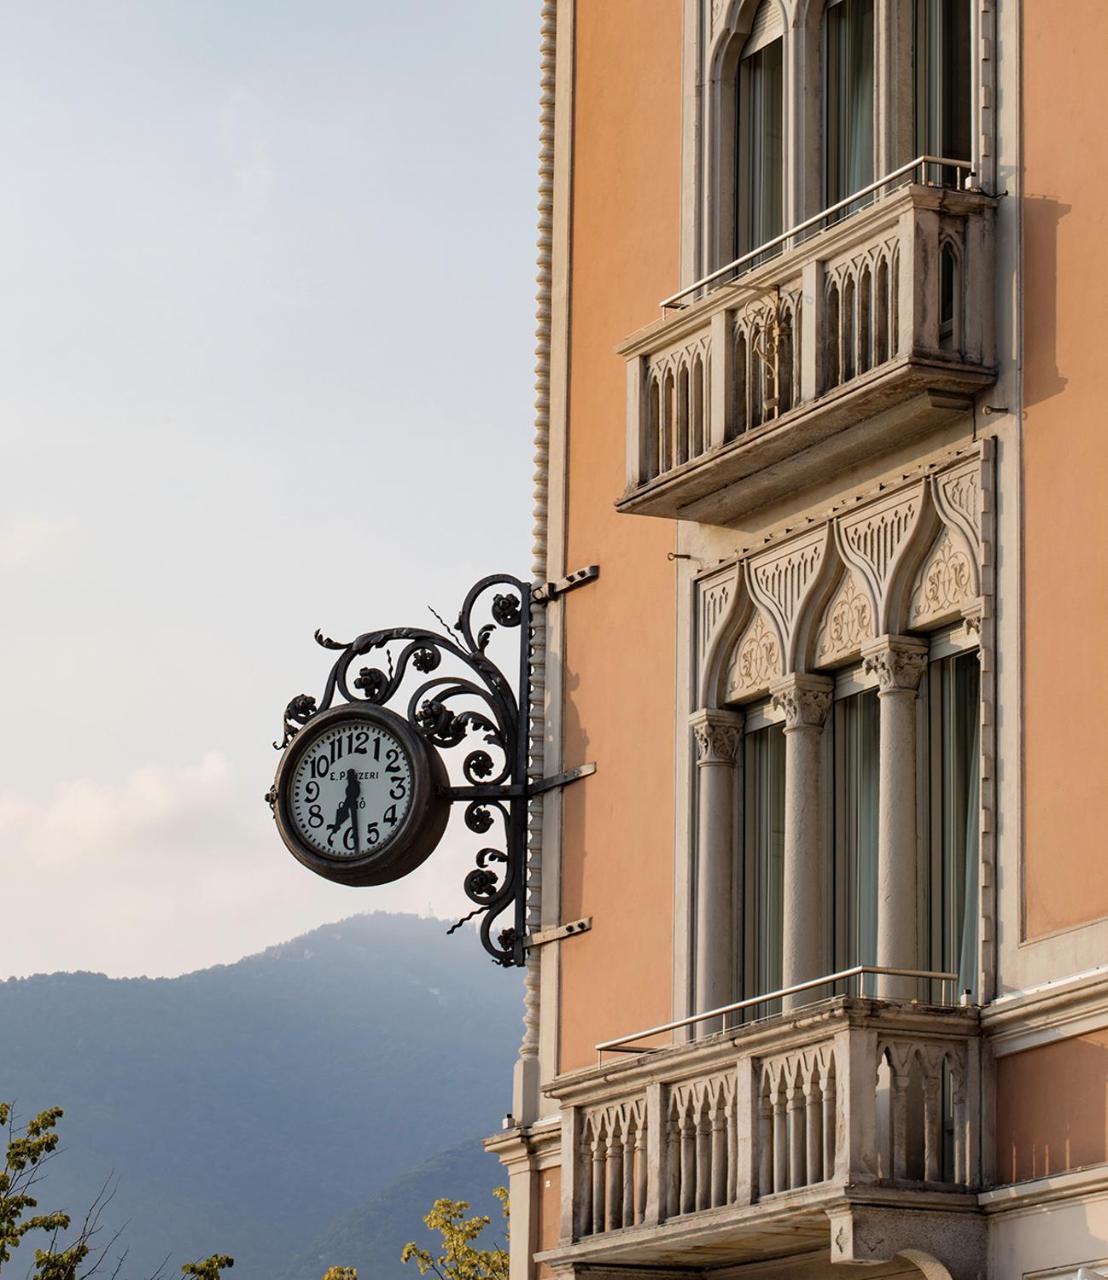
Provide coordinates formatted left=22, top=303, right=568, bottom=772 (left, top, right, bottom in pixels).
left=708, top=0, right=786, bottom=271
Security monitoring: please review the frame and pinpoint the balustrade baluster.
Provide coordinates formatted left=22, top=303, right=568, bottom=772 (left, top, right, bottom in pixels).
left=666, top=1117, right=680, bottom=1218
left=822, top=1066, right=836, bottom=1179
left=787, top=1081, right=806, bottom=1189
left=591, top=1134, right=606, bottom=1234
left=578, top=1134, right=593, bottom=1237
left=680, top=1110, right=696, bottom=1215
left=606, top=1129, right=623, bottom=1231
left=621, top=1120, right=635, bottom=1225
left=891, top=1070, right=909, bottom=1181
left=923, top=1071, right=942, bottom=1182
left=758, top=1088, right=773, bottom=1197
left=634, top=1118, right=647, bottom=1224
left=805, top=1077, right=822, bottom=1184
left=725, top=1097, right=737, bottom=1204
left=772, top=1083, right=788, bottom=1194
left=695, top=1108, right=711, bottom=1211
left=711, top=1106, right=727, bottom=1207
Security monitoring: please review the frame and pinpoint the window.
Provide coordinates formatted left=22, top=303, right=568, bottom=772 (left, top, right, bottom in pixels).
left=831, top=686, right=879, bottom=991
left=927, top=649, right=980, bottom=1001
left=824, top=0, right=875, bottom=207
left=915, top=0, right=972, bottom=168
left=742, top=718, right=786, bottom=1017
left=737, top=27, right=784, bottom=257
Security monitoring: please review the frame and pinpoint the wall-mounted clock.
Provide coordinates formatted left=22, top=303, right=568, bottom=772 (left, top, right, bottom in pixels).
left=272, top=703, right=449, bottom=887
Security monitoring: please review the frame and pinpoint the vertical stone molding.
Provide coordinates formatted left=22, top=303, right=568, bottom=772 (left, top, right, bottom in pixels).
left=770, top=675, right=833, bottom=1007
left=691, top=709, right=743, bottom=1034
left=862, top=636, right=928, bottom=1001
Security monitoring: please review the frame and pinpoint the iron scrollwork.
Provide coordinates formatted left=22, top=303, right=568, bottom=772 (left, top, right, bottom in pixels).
left=273, top=574, right=532, bottom=967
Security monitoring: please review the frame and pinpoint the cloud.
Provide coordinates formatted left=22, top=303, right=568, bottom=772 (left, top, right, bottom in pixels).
left=0, top=518, right=68, bottom=572
left=0, top=753, right=479, bottom=979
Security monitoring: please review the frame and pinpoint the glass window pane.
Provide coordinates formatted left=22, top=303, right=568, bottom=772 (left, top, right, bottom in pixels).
left=737, top=37, right=784, bottom=257
left=825, top=0, right=875, bottom=207
left=833, top=688, right=880, bottom=991
left=743, top=721, right=785, bottom=1017
left=914, top=0, right=972, bottom=169
left=929, top=650, right=980, bottom=1001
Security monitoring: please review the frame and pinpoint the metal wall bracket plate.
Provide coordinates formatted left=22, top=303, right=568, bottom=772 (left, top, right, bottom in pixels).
left=526, top=917, right=592, bottom=949
left=533, top=564, right=599, bottom=604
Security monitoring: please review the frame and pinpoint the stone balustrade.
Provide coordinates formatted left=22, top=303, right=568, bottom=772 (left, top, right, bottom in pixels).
left=618, top=182, right=996, bottom=524
left=547, top=997, right=982, bottom=1263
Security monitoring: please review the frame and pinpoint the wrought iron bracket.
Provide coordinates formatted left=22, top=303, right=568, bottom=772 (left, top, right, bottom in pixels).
left=272, top=570, right=598, bottom=969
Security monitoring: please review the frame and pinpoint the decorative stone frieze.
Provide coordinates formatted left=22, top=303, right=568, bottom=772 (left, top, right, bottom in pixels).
left=770, top=674, right=833, bottom=730
left=861, top=636, right=928, bottom=693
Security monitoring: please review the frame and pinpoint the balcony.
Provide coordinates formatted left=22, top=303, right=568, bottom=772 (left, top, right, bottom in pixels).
left=619, top=159, right=997, bottom=525
left=541, top=977, right=986, bottom=1272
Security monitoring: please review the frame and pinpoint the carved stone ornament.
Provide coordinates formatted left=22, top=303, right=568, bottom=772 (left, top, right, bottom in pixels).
left=816, top=570, right=874, bottom=665
left=770, top=675, right=833, bottom=730
left=837, top=487, right=923, bottom=627
left=748, top=526, right=829, bottom=663
left=861, top=637, right=928, bottom=693
left=726, top=609, right=781, bottom=700
left=691, top=710, right=743, bottom=765
left=911, top=526, right=977, bottom=628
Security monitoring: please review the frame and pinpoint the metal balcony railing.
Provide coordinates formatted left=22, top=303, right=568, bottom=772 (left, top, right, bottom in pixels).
left=661, top=155, right=975, bottom=311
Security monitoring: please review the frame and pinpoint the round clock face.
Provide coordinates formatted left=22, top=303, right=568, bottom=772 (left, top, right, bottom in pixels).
left=289, top=719, right=414, bottom=859
left=273, top=704, right=449, bottom=887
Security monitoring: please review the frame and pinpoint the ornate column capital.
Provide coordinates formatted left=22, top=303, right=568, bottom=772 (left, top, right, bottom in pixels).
left=862, top=635, right=928, bottom=693
left=770, top=674, right=833, bottom=730
left=690, top=708, right=743, bottom=766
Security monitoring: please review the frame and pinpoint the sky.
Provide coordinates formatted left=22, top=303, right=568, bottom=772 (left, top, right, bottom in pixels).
left=0, top=1, right=540, bottom=978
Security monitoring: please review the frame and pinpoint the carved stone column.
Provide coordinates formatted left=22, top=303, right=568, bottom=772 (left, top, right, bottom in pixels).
left=770, top=674, right=833, bottom=1008
left=863, top=636, right=928, bottom=1000
left=691, top=709, right=743, bottom=1035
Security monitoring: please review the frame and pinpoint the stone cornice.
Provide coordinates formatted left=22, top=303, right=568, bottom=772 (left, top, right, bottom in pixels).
left=983, top=966, right=1108, bottom=1057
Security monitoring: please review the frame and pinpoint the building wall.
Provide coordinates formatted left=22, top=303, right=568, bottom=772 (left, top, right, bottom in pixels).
left=996, top=1030, right=1108, bottom=1184
left=1022, top=0, right=1108, bottom=940
left=557, top=0, right=683, bottom=1073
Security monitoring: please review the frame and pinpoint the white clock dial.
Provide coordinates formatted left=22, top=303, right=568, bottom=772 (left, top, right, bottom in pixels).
left=289, top=719, right=414, bottom=858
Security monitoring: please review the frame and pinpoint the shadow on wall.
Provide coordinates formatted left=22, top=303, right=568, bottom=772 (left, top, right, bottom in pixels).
left=996, top=1034, right=1108, bottom=1183
left=1022, top=193, right=1073, bottom=408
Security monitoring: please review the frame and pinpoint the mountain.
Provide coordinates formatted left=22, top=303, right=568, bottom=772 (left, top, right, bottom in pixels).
left=0, top=912, right=521, bottom=1280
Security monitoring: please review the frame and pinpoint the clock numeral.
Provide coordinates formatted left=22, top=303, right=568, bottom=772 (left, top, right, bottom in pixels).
left=389, top=777, right=407, bottom=801
left=366, top=821, right=380, bottom=845
left=383, top=804, right=398, bottom=827
left=373, top=736, right=381, bottom=761
left=385, top=747, right=401, bottom=773
left=304, top=780, right=319, bottom=802
left=311, top=756, right=328, bottom=780
left=342, top=826, right=357, bottom=852
left=329, top=737, right=342, bottom=766
left=353, top=730, right=369, bottom=754
left=307, top=805, right=324, bottom=829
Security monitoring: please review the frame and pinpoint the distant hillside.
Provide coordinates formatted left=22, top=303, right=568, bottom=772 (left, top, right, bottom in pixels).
left=0, top=913, right=521, bottom=1280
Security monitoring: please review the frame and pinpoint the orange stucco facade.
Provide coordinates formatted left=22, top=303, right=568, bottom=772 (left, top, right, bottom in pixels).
left=557, top=0, right=683, bottom=1073
left=1022, top=0, right=1108, bottom=940
left=996, top=1030, right=1108, bottom=1183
